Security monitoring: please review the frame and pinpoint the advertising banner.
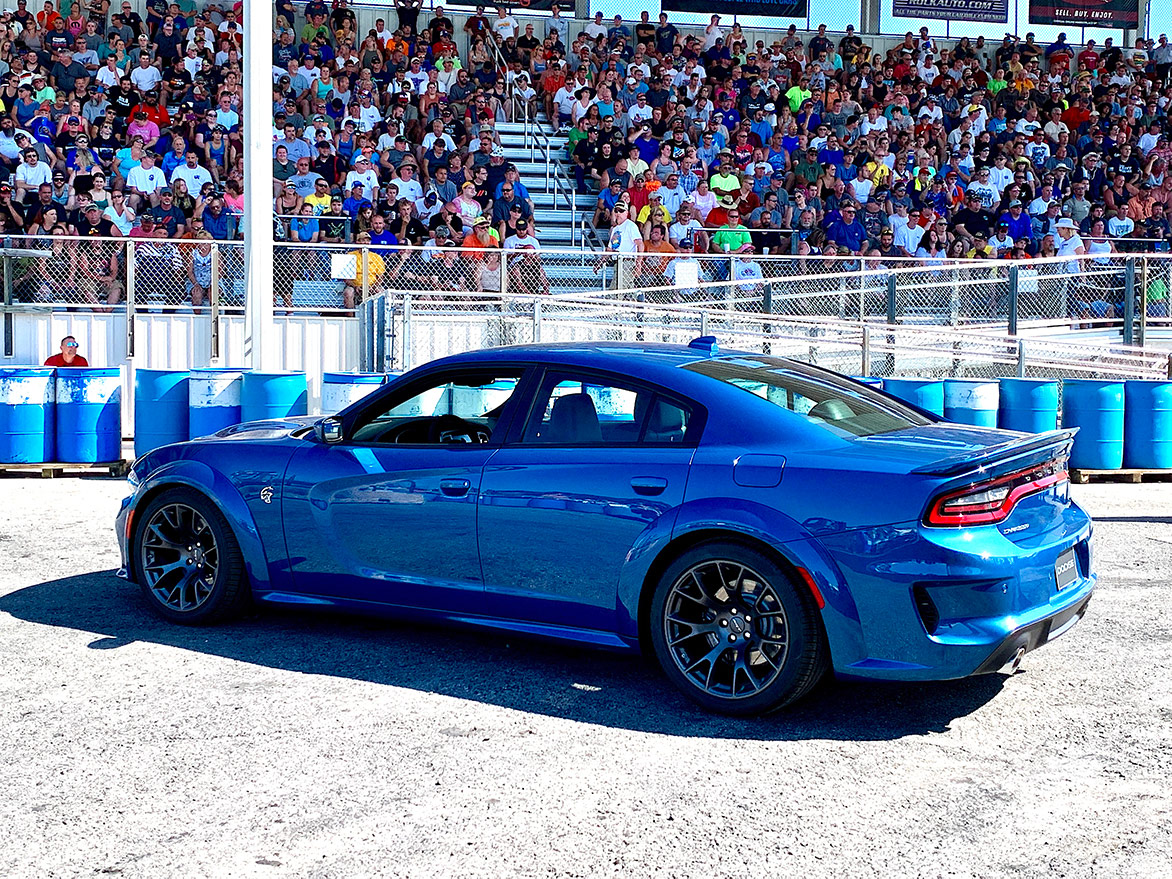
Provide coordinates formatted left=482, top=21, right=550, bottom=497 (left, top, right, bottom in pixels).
left=662, top=0, right=810, bottom=18
left=1028, top=0, right=1139, bottom=29
left=893, top=0, right=1009, bottom=24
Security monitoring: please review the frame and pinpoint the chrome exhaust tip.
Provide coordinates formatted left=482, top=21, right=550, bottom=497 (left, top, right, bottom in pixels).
left=1010, top=646, right=1026, bottom=673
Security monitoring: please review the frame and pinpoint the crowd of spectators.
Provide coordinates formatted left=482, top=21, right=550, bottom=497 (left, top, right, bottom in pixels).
left=0, top=0, right=244, bottom=238
left=0, top=0, right=243, bottom=304
left=6, top=0, right=1172, bottom=313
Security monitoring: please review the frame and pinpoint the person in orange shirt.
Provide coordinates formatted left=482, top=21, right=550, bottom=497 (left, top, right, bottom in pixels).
left=35, top=0, right=60, bottom=29
left=461, top=215, right=500, bottom=258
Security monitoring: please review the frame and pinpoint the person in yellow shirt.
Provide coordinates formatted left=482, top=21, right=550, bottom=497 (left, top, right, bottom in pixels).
left=342, top=231, right=386, bottom=309
left=304, top=177, right=333, bottom=213
left=636, top=191, right=671, bottom=232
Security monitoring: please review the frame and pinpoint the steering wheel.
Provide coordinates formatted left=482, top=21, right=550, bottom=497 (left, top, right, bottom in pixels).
left=428, top=414, right=490, bottom=444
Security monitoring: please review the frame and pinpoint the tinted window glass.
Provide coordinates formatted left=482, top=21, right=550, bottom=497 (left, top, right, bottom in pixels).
left=523, top=374, right=691, bottom=445
left=683, top=356, right=931, bottom=438
left=351, top=372, right=523, bottom=444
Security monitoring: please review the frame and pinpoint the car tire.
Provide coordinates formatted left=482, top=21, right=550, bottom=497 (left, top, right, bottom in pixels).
left=649, top=542, right=828, bottom=715
left=133, top=488, right=248, bottom=625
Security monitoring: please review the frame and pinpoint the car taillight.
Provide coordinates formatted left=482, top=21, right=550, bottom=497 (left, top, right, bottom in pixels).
left=924, top=458, right=1068, bottom=527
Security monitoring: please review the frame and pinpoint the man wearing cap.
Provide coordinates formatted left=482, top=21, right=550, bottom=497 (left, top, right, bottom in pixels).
left=147, top=187, right=185, bottom=236
left=345, top=155, right=382, bottom=200
left=76, top=200, right=119, bottom=238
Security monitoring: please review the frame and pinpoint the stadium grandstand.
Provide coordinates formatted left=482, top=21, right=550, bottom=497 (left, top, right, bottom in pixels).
left=0, top=1, right=1167, bottom=319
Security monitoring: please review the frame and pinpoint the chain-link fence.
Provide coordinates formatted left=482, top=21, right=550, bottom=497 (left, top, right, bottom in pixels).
left=361, top=287, right=1170, bottom=381
left=5, top=239, right=1172, bottom=339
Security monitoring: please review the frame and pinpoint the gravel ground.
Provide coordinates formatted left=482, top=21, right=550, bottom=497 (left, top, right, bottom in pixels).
left=0, top=476, right=1169, bottom=879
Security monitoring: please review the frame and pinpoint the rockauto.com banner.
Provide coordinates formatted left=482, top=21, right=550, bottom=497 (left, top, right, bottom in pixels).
left=662, top=0, right=810, bottom=19
left=1028, top=0, right=1138, bottom=29
left=893, top=0, right=1008, bottom=24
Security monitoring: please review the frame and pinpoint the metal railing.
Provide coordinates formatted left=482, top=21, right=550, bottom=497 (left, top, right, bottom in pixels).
left=358, top=288, right=1171, bottom=380
left=5, top=238, right=1172, bottom=362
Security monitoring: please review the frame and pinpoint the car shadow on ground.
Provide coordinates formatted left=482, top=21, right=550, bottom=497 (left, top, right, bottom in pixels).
left=0, top=570, right=1009, bottom=741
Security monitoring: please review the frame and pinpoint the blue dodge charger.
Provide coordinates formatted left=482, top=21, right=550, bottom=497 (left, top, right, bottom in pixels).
left=117, top=340, right=1094, bottom=714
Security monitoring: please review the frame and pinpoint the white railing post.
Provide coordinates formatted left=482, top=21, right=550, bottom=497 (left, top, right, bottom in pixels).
left=402, top=294, right=413, bottom=372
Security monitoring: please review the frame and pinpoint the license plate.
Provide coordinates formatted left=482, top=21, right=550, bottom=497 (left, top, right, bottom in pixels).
left=1054, top=548, right=1078, bottom=591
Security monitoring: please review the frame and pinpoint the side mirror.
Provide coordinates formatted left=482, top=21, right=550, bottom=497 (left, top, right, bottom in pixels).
left=315, top=417, right=344, bottom=444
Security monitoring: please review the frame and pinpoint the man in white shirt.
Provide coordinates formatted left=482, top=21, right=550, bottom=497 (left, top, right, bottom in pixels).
left=965, top=166, right=998, bottom=210
left=125, top=151, right=167, bottom=209
left=14, top=147, right=51, bottom=200
left=583, top=12, right=606, bottom=41
left=345, top=155, right=382, bottom=197
left=387, top=162, right=421, bottom=202
left=170, top=149, right=213, bottom=193
left=129, top=54, right=162, bottom=91
left=492, top=8, right=518, bottom=41
left=598, top=201, right=643, bottom=290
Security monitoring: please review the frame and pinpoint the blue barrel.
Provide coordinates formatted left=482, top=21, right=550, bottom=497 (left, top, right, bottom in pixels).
left=0, top=367, right=56, bottom=463
left=851, top=376, right=884, bottom=389
left=241, top=372, right=308, bottom=422
left=883, top=378, right=944, bottom=416
left=943, top=380, right=1000, bottom=428
left=56, top=367, right=122, bottom=462
left=321, top=372, right=387, bottom=414
left=1062, top=379, right=1125, bottom=471
left=998, top=378, right=1060, bottom=433
left=135, top=368, right=190, bottom=457
left=1123, top=380, right=1172, bottom=469
left=188, top=368, right=247, bottom=439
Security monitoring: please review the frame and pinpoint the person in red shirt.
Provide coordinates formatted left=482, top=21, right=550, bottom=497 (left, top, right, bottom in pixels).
left=44, top=336, right=89, bottom=367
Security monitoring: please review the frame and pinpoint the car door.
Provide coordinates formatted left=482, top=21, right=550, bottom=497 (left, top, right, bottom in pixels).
left=282, top=367, right=530, bottom=611
left=477, top=370, right=698, bottom=632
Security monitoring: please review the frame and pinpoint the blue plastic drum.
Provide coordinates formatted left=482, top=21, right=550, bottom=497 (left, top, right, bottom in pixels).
left=943, top=380, right=1000, bottom=427
left=998, top=378, right=1060, bottom=433
left=883, top=378, right=944, bottom=417
left=241, top=372, right=308, bottom=422
left=321, top=372, right=387, bottom=415
left=1062, top=379, right=1125, bottom=470
left=188, top=368, right=247, bottom=439
left=1123, top=380, right=1172, bottom=469
left=134, top=368, right=189, bottom=457
left=56, top=367, right=122, bottom=462
left=0, top=367, right=56, bottom=463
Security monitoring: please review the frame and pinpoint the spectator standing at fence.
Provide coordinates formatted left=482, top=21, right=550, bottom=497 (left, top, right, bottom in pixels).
left=44, top=335, right=88, bottom=367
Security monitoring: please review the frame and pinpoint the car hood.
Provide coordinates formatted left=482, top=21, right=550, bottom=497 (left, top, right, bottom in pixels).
left=192, top=416, right=320, bottom=442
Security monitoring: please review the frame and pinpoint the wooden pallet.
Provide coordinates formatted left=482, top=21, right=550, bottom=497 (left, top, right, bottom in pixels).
left=1070, top=468, right=1172, bottom=485
left=0, top=460, right=128, bottom=479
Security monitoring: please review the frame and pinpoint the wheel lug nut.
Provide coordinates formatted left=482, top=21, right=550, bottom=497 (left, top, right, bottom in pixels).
left=728, top=634, right=737, bottom=642
left=730, top=608, right=738, bottom=614
left=744, top=615, right=751, bottom=623
left=719, top=619, right=728, bottom=627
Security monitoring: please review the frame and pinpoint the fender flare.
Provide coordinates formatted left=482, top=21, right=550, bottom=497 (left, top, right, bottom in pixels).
left=129, top=461, right=271, bottom=594
left=616, top=498, right=866, bottom=666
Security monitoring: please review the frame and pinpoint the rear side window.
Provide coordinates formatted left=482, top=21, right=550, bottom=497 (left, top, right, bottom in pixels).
left=683, top=356, right=931, bottom=438
left=523, top=373, right=692, bottom=445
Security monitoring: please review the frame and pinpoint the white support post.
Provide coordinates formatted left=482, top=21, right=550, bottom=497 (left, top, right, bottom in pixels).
left=243, top=0, right=276, bottom=371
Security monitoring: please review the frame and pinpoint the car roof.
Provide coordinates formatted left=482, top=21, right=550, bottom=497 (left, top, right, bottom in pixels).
left=434, top=342, right=740, bottom=378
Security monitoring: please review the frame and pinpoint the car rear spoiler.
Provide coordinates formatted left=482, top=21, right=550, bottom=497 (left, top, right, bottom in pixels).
left=910, top=428, right=1078, bottom=478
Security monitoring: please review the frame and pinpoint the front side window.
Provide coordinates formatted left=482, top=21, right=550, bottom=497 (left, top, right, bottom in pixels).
left=683, top=356, right=931, bottom=438
left=350, top=370, right=523, bottom=444
left=523, top=373, right=692, bottom=445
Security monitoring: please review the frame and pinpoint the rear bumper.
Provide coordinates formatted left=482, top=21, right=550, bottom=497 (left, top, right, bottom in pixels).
left=817, top=502, right=1096, bottom=682
left=972, top=591, right=1093, bottom=674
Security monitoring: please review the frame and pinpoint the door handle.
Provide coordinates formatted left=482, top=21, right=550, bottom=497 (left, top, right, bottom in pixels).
left=439, top=478, right=471, bottom=497
left=630, top=476, right=668, bottom=496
